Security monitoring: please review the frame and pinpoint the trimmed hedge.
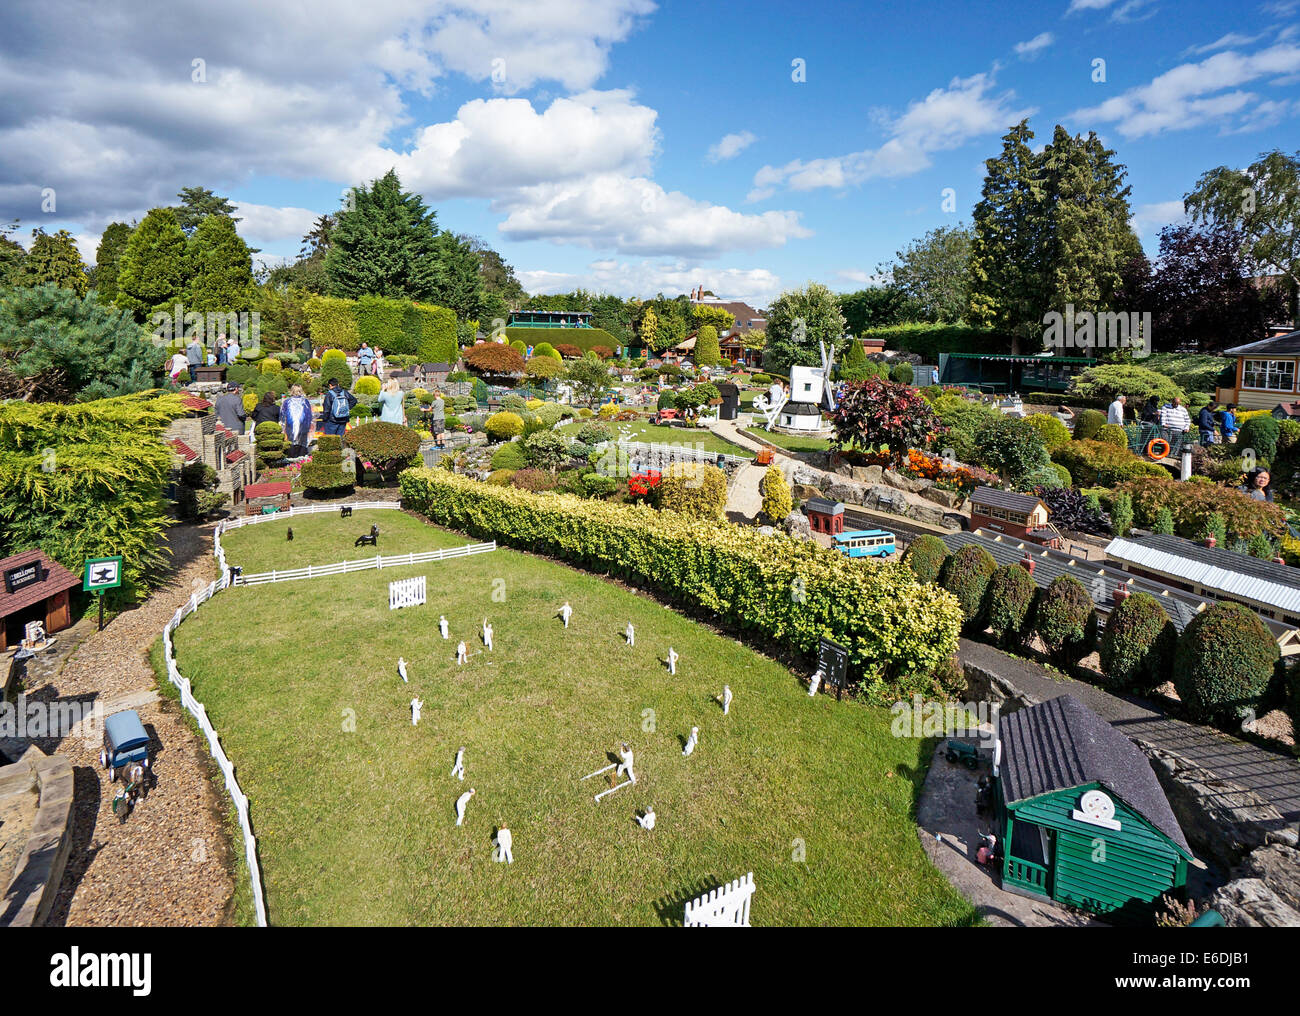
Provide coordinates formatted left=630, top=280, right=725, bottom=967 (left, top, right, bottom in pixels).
left=485, top=411, right=524, bottom=441
left=857, top=323, right=1007, bottom=359
left=300, top=434, right=353, bottom=493
left=490, top=441, right=528, bottom=471
left=1052, top=440, right=1168, bottom=487
left=305, top=294, right=360, bottom=349
left=903, top=534, right=949, bottom=584
left=355, top=294, right=407, bottom=353
left=1096, top=423, right=1129, bottom=448
left=1173, top=602, right=1279, bottom=722
left=504, top=326, right=620, bottom=354
left=939, top=544, right=997, bottom=630
left=398, top=468, right=964, bottom=694
left=1099, top=592, right=1176, bottom=692
left=984, top=564, right=1037, bottom=648
left=1033, top=575, right=1097, bottom=666
left=1072, top=408, right=1107, bottom=441
left=1238, top=414, right=1280, bottom=462
left=1024, top=412, right=1071, bottom=452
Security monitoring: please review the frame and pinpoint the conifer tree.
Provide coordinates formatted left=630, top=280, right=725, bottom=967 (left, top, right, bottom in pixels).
left=18, top=229, right=88, bottom=296
left=94, top=222, right=133, bottom=306
left=185, top=214, right=255, bottom=312
left=325, top=170, right=441, bottom=301
left=114, top=207, right=188, bottom=320
left=695, top=324, right=721, bottom=366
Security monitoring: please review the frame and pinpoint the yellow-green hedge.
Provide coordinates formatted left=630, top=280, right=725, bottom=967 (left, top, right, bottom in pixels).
left=399, top=469, right=962, bottom=694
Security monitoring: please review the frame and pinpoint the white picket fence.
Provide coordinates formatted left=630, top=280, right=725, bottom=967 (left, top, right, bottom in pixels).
left=388, top=575, right=427, bottom=610
left=684, top=872, right=755, bottom=927
left=161, top=572, right=268, bottom=927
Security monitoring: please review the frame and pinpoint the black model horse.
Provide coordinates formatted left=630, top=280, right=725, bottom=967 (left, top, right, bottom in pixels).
left=340, top=505, right=353, bottom=518
left=354, top=524, right=379, bottom=548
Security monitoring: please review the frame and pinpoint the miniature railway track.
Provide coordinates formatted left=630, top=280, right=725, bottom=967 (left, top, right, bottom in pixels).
left=839, top=506, right=962, bottom=550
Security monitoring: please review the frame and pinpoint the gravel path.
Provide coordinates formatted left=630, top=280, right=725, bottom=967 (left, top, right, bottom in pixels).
left=703, top=419, right=769, bottom=523
left=31, top=523, right=236, bottom=927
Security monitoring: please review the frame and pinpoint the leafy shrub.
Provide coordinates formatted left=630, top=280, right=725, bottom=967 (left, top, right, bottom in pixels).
left=510, top=467, right=557, bottom=493
left=1097, top=423, right=1129, bottom=448
left=1278, top=418, right=1300, bottom=454
left=1031, top=484, right=1110, bottom=535
left=940, top=544, right=998, bottom=629
left=242, top=392, right=258, bottom=413
left=1115, top=475, right=1285, bottom=540
left=750, top=373, right=771, bottom=385
left=985, top=564, right=1037, bottom=648
left=1072, top=408, right=1107, bottom=441
left=658, top=463, right=728, bottom=520
left=345, top=421, right=421, bottom=482
left=1024, top=412, right=1071, bottom=452
left=759, top=464, right=792, bottom=521
left=354, top=375, right=381, bottom=396
left=505, top=326, right=620, bottom=355
left=576, top=421, right=613, bottom=445
left=465, top=341, right=526, bottom=376
left=1099, top=592, right=1176, bottom=691
left=903, top=534, right=949, bottom=584
left=305, top=294, right=360, bottom=349
left=485, top=411, right=525, bottom=441
left=555, top=343, right=583, bottom=358
left=1052, top=440, right=1167, bottom=487
left=300, top=434, right=354, bottom=493
left=486, top=469, right=515, bottom=486
left=524, top=429, right=569, bottom=471
left=319, top=357, right=353, bottom=391
left=931, top=395, right=1001, bottom=463
left=889, top=362, right=914, bottom=385
left=1173, top=603, right=1279, bottom=722
left=1070, top=363, right=1186, bottom=407
left=1033, top=576, right=1097, bottom=666
left=490, top=441, right=527, bottom=471
left=1152, top=506, right=1175, bottom=534
left=656, top=391, right=676, bottom=410
left=581, top=473, right=618, bottom=498
left=259, top=357, right=282, bottom=374
left=1238, top=414, right=1280, bottom=462
left=398, top=468, right=964, bottom=694
left=353, top=294, right=408, bottom=353
left=831, top=376, right=945, bottom=465
left=973, top=416, right=1050, bottom=485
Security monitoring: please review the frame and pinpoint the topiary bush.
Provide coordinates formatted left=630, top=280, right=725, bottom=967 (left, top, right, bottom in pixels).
left=576, top=420, right=614, bottom=446
left=1024, top=412, right=1071, bottom=452
left=903, top=534, right=949, bottom=585
left=300, top=434, right=354, bottom=494
left=345, top=421, right=421, bottom=483
left=484, top=411, right=525, bottom=442
left=656, top=391, right=676, bottom=411
left=490, top=441, right=527, bottom=471
left=889, top=362, right=914, bottom=385
left=1072, top=408, right=1106, bottom=442
left=1238, top=414, right=1280, bottom=462
left=939, top=544, right=998, bottom=630
left=354, top=374, right=381, bottom=396
left=973, top=416, right=1050, bottom=485
left=1099, top=592, right=1176, bottom=692
left=658, top=462, right=728, bottom=520
left=1033, top=575, right=1097, bottom=666
left=319, top=357, right=353, bottom=391
left=759, top=464, right=792, bottom=522
left=1172, top=602, right=1279, bottom=723
left=254, top=420, right=286, bottom=469
left=524, top=429, right=569, bottom=472
left=984, top=563, right=1037, bottom=648
left=1096, top=423, right=1129, bottom=448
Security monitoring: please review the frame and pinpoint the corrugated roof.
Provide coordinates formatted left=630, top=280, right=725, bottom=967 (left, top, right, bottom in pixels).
left=1105, top=533, right=1300, bottom=615
left=971, top=486, right=1044, bottom=514
left=1000, top=695, right=1193, bottom=857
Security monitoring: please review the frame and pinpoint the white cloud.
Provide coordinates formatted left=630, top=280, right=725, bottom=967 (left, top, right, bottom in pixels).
left=232, top=203, right=323, bottom=247
left=1014, top=32, right=1055, bottom=59
left=1129, top=199, right=1187, bottom=237
left=748, top=72, right=1031, bottom=200
left=1184, top=32, right=1263, bottom=56
left=833, top=268, right=890, bottom=288
left=517, top=260, right=783, bottom=305
left=1072, top=42, right=1300, bottom=137
left=1066, top=0, right=1119, bottom=11
left=497, top=174, right=810, bottom=257
left=1066, top=0, right=1155, bottom=21
left=707, top=131, right=757, bottom=163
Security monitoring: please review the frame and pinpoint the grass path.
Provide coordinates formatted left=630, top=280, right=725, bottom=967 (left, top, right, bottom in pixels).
left=176, top=510, right=974, bottom=926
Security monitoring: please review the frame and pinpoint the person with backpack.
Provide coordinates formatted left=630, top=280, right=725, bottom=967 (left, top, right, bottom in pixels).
left=322, top=377, right=356, bottom=437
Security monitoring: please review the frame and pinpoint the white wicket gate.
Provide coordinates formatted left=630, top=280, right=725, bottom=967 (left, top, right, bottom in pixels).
left=684, top=872, right=755, bottom=926
left=388, top=575, right=427, bottom=610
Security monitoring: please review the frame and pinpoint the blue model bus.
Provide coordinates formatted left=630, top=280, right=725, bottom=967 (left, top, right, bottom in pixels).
left=834, top=529, right=897, bottom=559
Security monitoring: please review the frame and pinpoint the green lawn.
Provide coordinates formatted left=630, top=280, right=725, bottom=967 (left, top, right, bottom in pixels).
left=559, top=419, right=754, bottom=458
left=743, top=427, right=832, bottom=454
left=179, top=509, right=974, bottom=926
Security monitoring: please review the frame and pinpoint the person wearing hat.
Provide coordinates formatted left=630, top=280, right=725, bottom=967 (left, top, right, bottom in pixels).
left=322, top=376, right=356, bottom=437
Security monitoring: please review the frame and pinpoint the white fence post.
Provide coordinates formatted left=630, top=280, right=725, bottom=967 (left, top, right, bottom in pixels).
left=684, top=873, right=755, bottom=927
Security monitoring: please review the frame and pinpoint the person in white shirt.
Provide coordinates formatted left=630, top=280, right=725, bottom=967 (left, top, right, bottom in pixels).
left=1160, top=397, right=1191, bottom=434
left=559, top=602, right=573, bottom=628
left=1107, top=394, right=1126, bottom=426
left=682, top=726, right=699, bottom=757
left=637, top=807, right=656, bottom=830
left=455, top=788, right=475, bottom=826
left=451, top=747, right=465, bottom=781
left=495, top=825, right=513, bottom=863
left=616, top=742, right=636, bottom=784
left=625, top=622, right=635, bottom=647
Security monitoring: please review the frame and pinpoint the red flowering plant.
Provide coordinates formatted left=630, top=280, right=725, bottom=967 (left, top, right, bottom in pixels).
left=627, top=470, right=662, bottom=504
left=830, top=376, right=947, bottom=467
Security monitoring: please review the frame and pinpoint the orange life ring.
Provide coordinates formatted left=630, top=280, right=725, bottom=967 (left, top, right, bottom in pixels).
left=1145, top=437, right=1170, bottom=460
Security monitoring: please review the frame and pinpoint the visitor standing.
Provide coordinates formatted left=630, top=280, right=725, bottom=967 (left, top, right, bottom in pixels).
left=322, top=377, right=356, bottom=437
left=1159, top=397, right=1191, bottom=437
left=252, top=390, right=280, bottom=428
left=358, top=342, right=375, bottom=377
left=279, top=383, right=314, bottom=456
left=1141, top=395, right=1161, bottom=424
left=1197, top=404, right=1217, bottom=445
left=216, top=336, right=228, bottom=365
left=1107, top=394, right=1126, bottom=426
left=168, top=350, right=188, bottom=383
left=227, top=335, right=241, bottom=363
left=431, top=393, right=446, bottom=449
left=1218, top=404, right=1238, bottom=442
left=377, top=378, right=405, bottom=424
left=186, top=334, right=204, bottom=373
left=215, top=384, right=247, bottom=435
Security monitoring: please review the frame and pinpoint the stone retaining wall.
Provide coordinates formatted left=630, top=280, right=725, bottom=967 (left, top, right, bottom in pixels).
left=0, top=746, right=74, bottom=927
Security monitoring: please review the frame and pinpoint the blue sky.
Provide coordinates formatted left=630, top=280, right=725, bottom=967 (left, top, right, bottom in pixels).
left=2, top=0, right=1298, bottom=306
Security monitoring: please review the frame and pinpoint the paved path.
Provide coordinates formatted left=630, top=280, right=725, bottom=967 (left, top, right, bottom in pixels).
left=960, top=638, right=1300, bottom=828
left=703, top=418, right=771, bottom=524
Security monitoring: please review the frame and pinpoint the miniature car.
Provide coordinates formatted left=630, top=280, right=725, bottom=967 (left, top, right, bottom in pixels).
left=99, top=709, right=152, bottom=782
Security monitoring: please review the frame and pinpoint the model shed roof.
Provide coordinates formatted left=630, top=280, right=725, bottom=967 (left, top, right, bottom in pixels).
left=804, top=498, right=844, bottom=515
left=1223, top=329, right=1300, bottom=356
left=1000, top=695, right=1193, bottom=857
left=971, top=486, right=1044, bottom=514
left=1105, top=533, right=1300, bottom=616
left=0, top=549, right=80, bottom=620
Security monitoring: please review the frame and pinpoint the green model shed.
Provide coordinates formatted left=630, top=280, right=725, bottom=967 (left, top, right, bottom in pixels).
left=996, top=695, right=1195, bottom=923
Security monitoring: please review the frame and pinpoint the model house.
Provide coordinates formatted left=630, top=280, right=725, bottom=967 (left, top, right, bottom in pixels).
left=968, top=487, right=1060, bottom=547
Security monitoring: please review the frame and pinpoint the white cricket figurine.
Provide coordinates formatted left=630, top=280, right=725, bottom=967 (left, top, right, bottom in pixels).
left=455, top=787, right=475, bottom=826
left=637, top=806, right=656, bottom=830
left=495, top=824, right=514, bottom=863
left=398, top=657, right=408, bottom=683
left=616, top=741, right=636, bottom=784
left=411, top=697, right=424, bottom=726
left=451, top=746, right=465, bottom=781
left=484, top=621, right=494, bottom=652
left=808, top=667, right=823, bottom=697
left=456, top=640, right=467, bottom=665
left=439, top=615, right=449, bottom=640
left=722, top=684, right=733, bottom=715
left=625, top=622, right=635, bottom=647
left=560, top=602, right=573, bottom=628
left=667, top=646, right=679, bottom=675
left=682, top=726, right=698, bottom=757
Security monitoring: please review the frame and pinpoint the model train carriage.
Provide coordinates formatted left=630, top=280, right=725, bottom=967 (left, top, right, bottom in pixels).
left=834, top=529, right=897, bottom=559
left=100, top=709, right=152, bottom=782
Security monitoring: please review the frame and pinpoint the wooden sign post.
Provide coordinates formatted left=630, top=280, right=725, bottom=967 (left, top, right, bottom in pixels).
left=83, top=555, right=124, bottom=631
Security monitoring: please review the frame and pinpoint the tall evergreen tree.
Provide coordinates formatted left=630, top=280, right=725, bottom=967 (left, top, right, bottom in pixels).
left=0, top=220, right=27, bottom=287
left=325, top=169, right=441, bottom=301
left=185, top=214, right=256, bottom=312
left=18, top=229, right=89, bottom=297
left=114, top=207, right=188, bottom=320
left=94, top=222, right=133, bottom=306
left=430, top=230, right=486, bottom=320
left=764, top=282, right=847, bottom=372
left=171, top=186, right=240, bottom=235
left=695, top=324, right=721, bottom=366
left=968, top=120, right=1048, bottom=352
